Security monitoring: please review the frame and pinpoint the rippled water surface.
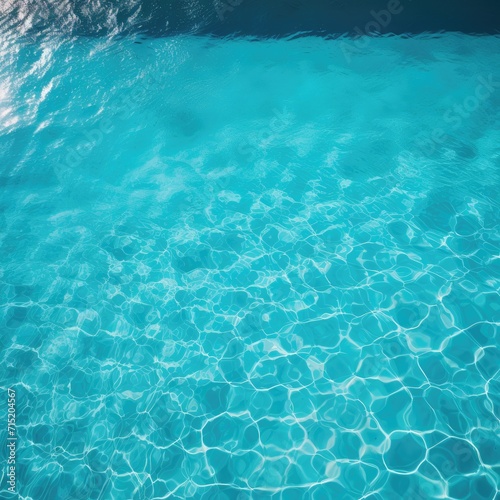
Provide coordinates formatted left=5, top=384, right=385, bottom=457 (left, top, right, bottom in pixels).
left=1, top=31, right=500, bottom=499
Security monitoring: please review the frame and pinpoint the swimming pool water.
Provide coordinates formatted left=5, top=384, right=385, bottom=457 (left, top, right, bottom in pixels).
left=0, top=33, right=499, bottom=499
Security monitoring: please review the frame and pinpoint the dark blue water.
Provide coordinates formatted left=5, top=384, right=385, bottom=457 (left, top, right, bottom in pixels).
left=6, top=0, right=500, bottom=38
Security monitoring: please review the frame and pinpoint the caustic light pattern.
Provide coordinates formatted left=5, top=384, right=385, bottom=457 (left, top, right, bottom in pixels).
left=0, top=35, right=499, bottom=499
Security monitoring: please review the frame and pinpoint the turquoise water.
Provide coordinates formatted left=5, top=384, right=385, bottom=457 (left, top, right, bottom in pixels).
left=1, top=33, right=500, bottom=498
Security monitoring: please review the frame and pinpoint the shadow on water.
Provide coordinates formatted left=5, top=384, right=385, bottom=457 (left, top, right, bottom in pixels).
left=5, top=0, right=500, bottom=39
